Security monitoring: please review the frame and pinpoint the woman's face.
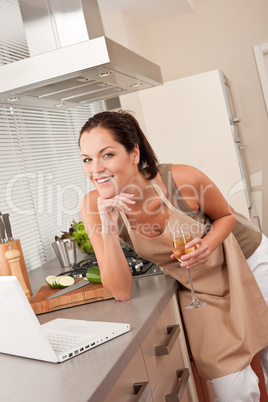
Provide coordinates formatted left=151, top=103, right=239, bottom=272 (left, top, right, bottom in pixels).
left=80, top=126, right=139, bottom=198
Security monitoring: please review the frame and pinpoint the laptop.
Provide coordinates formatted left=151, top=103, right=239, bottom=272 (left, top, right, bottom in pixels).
left=0, top=276, right=130, bottom=363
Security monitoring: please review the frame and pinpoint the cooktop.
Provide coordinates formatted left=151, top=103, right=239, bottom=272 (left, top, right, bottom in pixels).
left=58, top=243, right=163, bottom=279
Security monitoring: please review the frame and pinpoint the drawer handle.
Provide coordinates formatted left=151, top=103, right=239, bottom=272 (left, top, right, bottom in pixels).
left=133, top=381, right=151, bottom=402
left=155, top=324, right=180, bottom=356
left=165, top=368, right=190, bottom=402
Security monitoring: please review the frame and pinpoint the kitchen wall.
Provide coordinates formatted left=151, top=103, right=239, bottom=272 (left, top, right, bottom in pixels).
left=101, top=0, right=268, bottom=234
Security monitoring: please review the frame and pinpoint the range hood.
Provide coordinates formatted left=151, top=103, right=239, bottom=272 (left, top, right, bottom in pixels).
left=0, top=0, right=163, bottom=110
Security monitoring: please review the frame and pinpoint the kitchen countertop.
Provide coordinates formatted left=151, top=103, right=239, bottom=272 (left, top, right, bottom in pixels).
left=0, top=259, right=179, bottom=402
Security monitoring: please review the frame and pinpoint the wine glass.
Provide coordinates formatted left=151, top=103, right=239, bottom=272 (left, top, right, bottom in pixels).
left=170, top=229, right=207, bottom=309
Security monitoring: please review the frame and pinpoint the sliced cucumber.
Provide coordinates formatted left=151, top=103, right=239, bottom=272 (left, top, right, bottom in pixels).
left=46, top=275, right=75, bottom=289
left=52, top=277, right=58, bottom=288
left=55, top=276, right=64, bottom=288
left=46, top=275, right=58, bottom=288
left=57, top=276, right=75, bottom=288
left=46, top=275, right=56, bottom=286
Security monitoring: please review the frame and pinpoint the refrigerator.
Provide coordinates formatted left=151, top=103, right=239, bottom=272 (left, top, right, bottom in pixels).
left=121, top=69, right=255, bottom=222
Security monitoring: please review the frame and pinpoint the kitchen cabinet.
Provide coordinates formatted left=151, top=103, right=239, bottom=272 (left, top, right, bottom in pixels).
left=152, top=343, right=191, bottom=402
left=104, top=347, right=151, bottom=402
left=104, top=294, right=198, bottom=401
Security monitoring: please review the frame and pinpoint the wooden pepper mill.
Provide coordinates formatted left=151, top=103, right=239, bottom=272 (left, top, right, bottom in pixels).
left=5, top=246, right=31, bottom=301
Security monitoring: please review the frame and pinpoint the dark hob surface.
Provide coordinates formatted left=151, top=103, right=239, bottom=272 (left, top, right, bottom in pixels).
left=58, top=244, right=163, bottom=279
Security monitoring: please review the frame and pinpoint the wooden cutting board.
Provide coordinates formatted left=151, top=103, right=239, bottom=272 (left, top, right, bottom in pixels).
left=30, top=278, right=113, bottom=315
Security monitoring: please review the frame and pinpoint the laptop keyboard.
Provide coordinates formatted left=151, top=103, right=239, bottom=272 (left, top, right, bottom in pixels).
left=44, top=330, right=90, bottom=352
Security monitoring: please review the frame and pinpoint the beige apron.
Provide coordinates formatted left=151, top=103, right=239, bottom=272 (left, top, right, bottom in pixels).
left=120, top=181, right=268, bottom=379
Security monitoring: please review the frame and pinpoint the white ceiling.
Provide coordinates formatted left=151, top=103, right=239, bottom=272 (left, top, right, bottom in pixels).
left=98, top=0, right=195, bottom=24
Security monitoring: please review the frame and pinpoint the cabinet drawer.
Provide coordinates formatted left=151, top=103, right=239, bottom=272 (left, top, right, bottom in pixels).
left=141, top=296, right=181, bottom=390
left=104, top=347, right=151, bottom=402
left=152, top=342, right=192, bottom=402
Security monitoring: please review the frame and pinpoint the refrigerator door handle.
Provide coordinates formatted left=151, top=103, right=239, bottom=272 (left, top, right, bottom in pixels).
left=232, top=117, right=240, bottom=124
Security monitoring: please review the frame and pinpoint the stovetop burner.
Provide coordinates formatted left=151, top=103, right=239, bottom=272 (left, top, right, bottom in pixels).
left=58, top=244, right=163, bottom=279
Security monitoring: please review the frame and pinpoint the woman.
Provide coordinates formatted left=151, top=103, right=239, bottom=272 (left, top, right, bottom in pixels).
left=79, top=110, right=268, bottom=401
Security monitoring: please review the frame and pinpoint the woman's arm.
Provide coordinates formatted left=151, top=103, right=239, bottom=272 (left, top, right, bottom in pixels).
left=171, top=164, right=236, bottom=268
left=80, top=190, right=134, bottom=301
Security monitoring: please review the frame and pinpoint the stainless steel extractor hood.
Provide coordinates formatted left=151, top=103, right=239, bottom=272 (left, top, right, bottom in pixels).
left=0, top=0, right=163, bottom=110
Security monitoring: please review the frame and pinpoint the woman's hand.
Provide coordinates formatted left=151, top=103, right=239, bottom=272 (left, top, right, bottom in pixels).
left=171, top=237, right=210, bottom=269
left=97, top=192, right=135, bottom=235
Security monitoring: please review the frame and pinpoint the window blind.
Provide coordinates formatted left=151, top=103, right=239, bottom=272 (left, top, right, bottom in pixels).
left=0, top=103, right=107, bottom=271
left=0, top=0, right=119, bottom=272
left=0, top=0, right=29, bottom=65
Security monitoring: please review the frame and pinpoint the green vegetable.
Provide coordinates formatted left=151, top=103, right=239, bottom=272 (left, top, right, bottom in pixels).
left=46, top=275, right=57, bottom=288
left=46, top=275, right=75, bottom=289
left=71, top=221, right=94, bottom=254
left=86, top=267, right=102, bottom=284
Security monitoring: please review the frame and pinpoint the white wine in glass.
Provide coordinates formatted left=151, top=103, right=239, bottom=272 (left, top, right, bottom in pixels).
left=171, top=229, right=207, bottom=309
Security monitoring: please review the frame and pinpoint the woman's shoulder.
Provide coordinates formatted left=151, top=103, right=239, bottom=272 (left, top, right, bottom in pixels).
left=156, top=164, right=204, bottom=211
left=170, top=164, right=206, bottom=186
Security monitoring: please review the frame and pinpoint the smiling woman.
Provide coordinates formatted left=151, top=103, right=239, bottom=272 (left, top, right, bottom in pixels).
left=79, top=110, right=158, bottom=179
left=79, top=110, right=268, bottom=402
left=80, top=126, right=140, bottom=199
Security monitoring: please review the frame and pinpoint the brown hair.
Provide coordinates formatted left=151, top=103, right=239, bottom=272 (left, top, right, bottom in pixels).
left=79, top=110, right=158, bottom=180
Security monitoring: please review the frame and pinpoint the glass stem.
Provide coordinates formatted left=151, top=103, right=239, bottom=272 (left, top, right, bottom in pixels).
left=187, top=269, right=198, bottom=302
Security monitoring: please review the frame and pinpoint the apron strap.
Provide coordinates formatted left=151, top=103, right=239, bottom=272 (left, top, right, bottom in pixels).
left=119, top=210, right=132, bottom=232
left=120, top=179, right=174, bottom=231
left=150, top=179, right=175, bottom=211
left=151, top=179, right=209, bottom=237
